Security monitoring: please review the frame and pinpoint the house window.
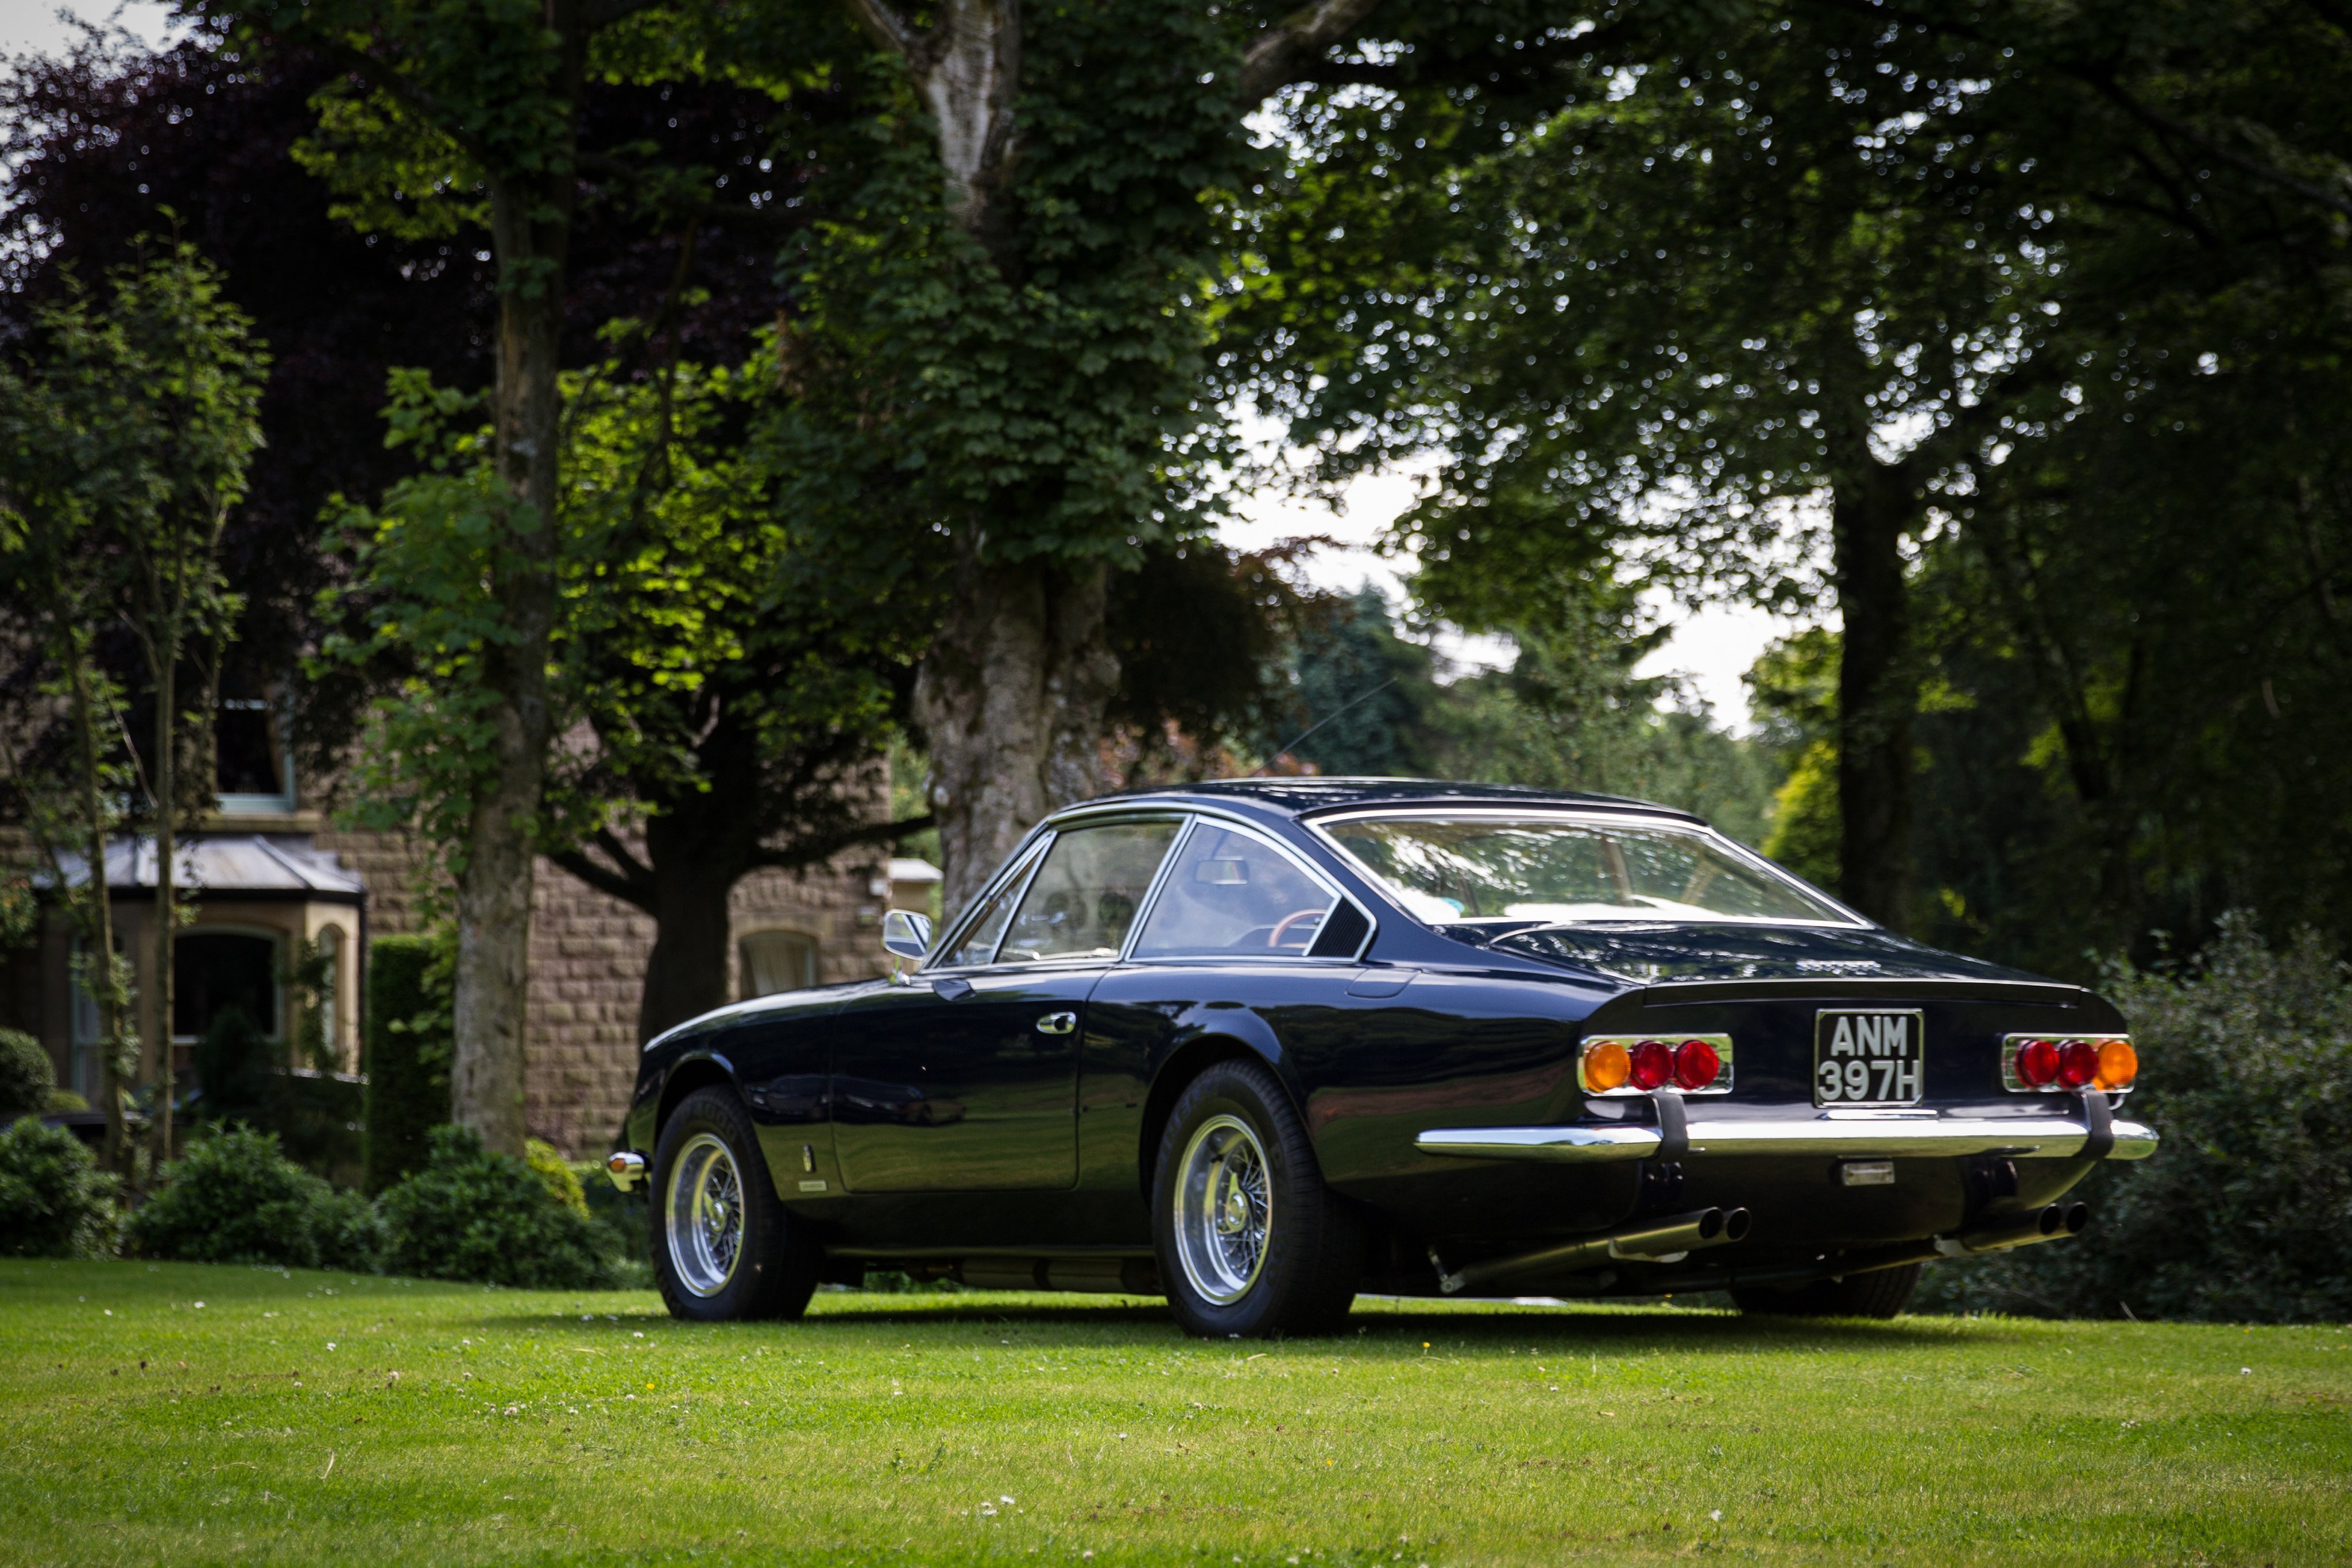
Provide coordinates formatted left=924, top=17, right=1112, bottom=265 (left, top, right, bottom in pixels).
left=315, top=924, right=346, bottom=1058
left=216, top=696, right=293, bottom=814
left=739, top=930, right=818, bottom=999
left=173, top=930, right=281, bottom=1043
left=69, top=935, right=111, bottom=1099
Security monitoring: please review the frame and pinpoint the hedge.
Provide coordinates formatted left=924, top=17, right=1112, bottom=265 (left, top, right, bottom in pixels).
left=363, top=935, right=450, bottom=1194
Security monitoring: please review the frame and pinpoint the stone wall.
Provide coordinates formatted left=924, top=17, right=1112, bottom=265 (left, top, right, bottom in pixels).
left=315, top=823, right=904, bottom=1156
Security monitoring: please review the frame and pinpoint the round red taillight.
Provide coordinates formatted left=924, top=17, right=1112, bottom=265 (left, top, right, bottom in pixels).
left=2056, top=1038, right=2100, bottom=1089
left=1672, top=1039, right=1722, bottom=1090
left=2016, top=1037, right=2061, bottom=1087
left=1628, top=1039, right=1674, bottom=1091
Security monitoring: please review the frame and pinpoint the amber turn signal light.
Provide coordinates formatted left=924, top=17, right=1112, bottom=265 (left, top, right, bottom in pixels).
left=2094, top=1037, right=2138, bottom=1090
left=1583, top=1039, right=1631, bottom=1091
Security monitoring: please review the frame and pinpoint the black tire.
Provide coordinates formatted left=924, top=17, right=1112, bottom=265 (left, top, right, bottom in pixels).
left=1151, top=1058, right=1365, bottom=1338
left=651, top=1087, right=819, bottom=1322
left=1733, top=1261, right=1921, bottom=1320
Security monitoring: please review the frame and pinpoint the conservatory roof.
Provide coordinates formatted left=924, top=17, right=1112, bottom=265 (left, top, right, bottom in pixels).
left=43, top=835, right=366, bottom=900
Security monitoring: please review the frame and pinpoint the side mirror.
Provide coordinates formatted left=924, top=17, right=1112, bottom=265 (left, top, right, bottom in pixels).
left=881, top=908, right=933, bottom=965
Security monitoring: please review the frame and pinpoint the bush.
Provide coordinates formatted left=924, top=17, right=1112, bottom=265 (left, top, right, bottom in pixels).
left=363, top=935, right=450, bottom=1193
left=48, top=1089, right=88, bottom=1113
left=526, top=1138, right=589, bottom=1214
left=0, top=1028, right=56, bottom=1122
left=1919, top=913, right=2352, bottom=1322
left=126, top=1124, right=381, bottom=1271
left=0, top=1117, right=118, bottom=1257
left=187, top=1008, right=363, bottom=1182
left=377, top=1126, right=615, bottom=1289
left=577, top=1156, right=652, bottom=1290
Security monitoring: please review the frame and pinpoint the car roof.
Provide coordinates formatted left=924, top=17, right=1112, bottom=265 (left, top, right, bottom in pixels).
left=1073, top=777, right=1708, bottom=824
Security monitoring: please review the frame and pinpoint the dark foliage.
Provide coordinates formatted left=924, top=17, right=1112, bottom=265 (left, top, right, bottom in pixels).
left=0, top=1116, right=118, bottom=1258
left=125, top=1123, right=379, bottom=1269
left=187, top=1005, right=363, bottom=1179
left=1918, top=916, right=2352, bottom=1322
left=0, top=1029, right=56, bottom=1122
left=362, top=935, right=448, bottom=1194
left=0, top=26, right=822, bottom=784
left=1269, top=588, right=1437, bottom=777
left=376, top=1125, right=615, bottom=1290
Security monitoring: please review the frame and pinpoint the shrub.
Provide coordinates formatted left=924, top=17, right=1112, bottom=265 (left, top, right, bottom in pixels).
left=48, top=1089, right=89, bottom=1113
left=0, top=1028, right=56, bottom=1122
left=526, top=1138, right=589, bottom=1214
left=1919, top=912, right=2352, bottom=1322
left=377, top=1126, right=615, bottom=1289
left=363, top=935, right=450, bottom=1193
left=577, top=1156, right=652, bottom=1289
left=0, top=1117, right=118, bottom=1257
left=188, top=1009, right=363, bottom=1182
left=126, top=1125, right=381, bottom=1271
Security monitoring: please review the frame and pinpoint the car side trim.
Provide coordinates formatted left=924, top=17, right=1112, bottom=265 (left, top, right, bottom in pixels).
left=1415, top=1113, right=2160, bottom=1163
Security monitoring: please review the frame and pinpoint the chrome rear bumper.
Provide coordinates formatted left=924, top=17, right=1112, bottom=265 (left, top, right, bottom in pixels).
left=1415, top=1111, right=2157, bottom=1164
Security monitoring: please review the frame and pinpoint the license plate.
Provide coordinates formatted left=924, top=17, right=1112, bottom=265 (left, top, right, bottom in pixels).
left=1814, top=1009, right=1925, bottom=1106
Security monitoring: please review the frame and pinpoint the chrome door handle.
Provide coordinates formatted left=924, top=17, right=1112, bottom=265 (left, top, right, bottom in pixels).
left=1036, top=1011, right=1077, bottom=1036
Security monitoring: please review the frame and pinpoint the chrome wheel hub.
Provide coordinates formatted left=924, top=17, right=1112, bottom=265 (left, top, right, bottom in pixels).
left=665, top=1132, right=745, bottom=1298
left=1173, top=1115, right=1271, bottom=1305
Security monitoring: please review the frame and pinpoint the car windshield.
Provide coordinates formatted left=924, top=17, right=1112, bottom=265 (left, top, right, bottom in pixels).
left=1320, top=814, right=1851, bottom=926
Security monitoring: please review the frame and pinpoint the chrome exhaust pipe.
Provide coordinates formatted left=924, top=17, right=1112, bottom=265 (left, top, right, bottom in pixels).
left=1937, top=1201, right=2089, bottom=1256
left=1433, top=1207, right=1751, bottom=1295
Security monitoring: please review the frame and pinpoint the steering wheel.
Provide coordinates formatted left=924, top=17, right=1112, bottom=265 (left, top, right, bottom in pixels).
left=1268, top=908, right=1326, bottom=950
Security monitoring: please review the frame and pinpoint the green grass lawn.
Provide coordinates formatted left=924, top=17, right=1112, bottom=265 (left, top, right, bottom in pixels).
left=4, top=1260, right=2348, bottom=1566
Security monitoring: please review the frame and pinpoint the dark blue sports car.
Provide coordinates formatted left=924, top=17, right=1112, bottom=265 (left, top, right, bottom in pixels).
left=608, top=780, right=2155, bottom=1334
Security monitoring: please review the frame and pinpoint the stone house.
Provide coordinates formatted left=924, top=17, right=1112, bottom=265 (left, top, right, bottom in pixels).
left=1, top=723, right=937, bottom=1156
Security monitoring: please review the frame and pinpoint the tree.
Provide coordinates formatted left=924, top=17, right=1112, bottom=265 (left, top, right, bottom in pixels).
left=194, top=0, right=832, bottom=1151
left=1232, top=2, right=2069, bottom=930
left=806, top=0, right=1486, bottom=915
left=537, top=350, right=937, bottom=1043
left=0, top=484, right=138, bottom=1168
left=103, top=253, right=270, bottom=1161
left=0, top=250, right=262, bottom=1164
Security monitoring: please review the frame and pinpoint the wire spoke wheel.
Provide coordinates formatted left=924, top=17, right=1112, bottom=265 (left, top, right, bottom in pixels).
left=1173, top=1114, right=1272, bottom=1304
left=665, top=1132, right=745, bottom=1298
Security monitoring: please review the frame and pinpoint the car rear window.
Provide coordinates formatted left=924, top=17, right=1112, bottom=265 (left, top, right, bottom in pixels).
left=1320, top=814, right=1850, bottom=925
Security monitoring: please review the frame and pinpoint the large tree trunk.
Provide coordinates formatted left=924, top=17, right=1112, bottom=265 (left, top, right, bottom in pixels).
left=1828, top=465, right=1916, bottom=931
left=915, top=551, right=1117, bottom=916
left=448, top=38, right=581, bottom=1154
left=841, top=0, right=1385, bottom=910
left=633, top=841, right=737, bottom=1047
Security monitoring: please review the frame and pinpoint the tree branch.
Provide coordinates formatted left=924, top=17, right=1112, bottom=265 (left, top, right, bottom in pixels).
left=547, top=824, right=658, bottom=911
left=839, top=0, right=920, bottom=63
left=2086, top=73, right=2352, bottom=221
left=1240, top=0, right=1386, bottom=102
left=746, top=814, right=935, bottom=873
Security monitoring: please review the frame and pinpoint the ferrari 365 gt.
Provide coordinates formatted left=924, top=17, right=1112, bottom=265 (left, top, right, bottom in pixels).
left=607, top=780, right=2155, bottom=1335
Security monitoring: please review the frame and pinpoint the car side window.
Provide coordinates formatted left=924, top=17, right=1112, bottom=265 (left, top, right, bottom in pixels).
left=997, top=821, right=1180, bottom=964
left=1132, top=823, right=1337, bottom=959
left=937, top=842, right=1047, bottom=967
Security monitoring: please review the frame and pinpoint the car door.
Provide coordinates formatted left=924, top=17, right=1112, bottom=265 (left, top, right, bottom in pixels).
left=830, top=817, right=1183, bottom=1193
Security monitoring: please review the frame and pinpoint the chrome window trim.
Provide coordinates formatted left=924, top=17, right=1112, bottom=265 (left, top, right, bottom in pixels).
left=922, top=834, right=1055, bottom=971
left=1303, top=806, right=1871, bottom=932
left=1121, top=814, right=1372, bottom=965
left=930, top=812, right=1192, bottom=974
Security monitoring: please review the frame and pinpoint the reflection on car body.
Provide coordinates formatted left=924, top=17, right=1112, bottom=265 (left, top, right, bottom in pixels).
left=616, top=779, right=2157, bottom=1335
